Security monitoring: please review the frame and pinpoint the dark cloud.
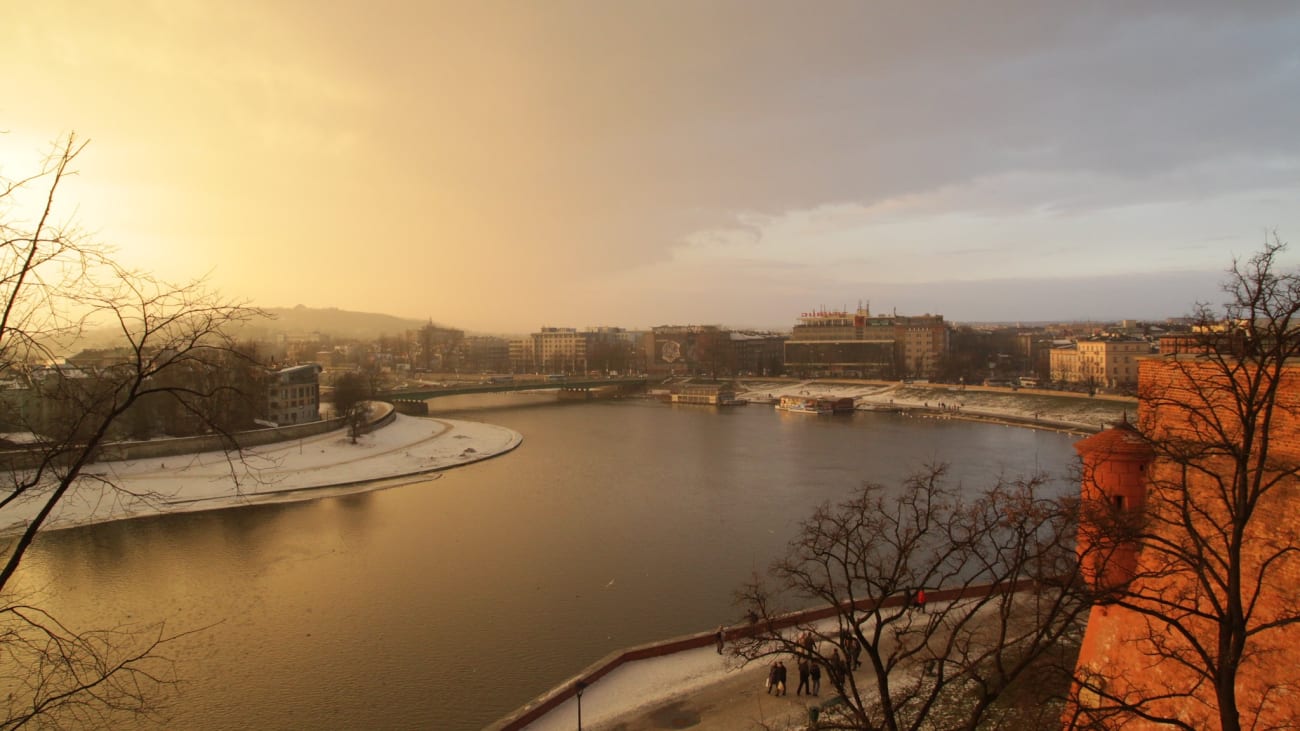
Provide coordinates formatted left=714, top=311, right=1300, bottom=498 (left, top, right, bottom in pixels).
left=337, top=2, right=1300, bottom=274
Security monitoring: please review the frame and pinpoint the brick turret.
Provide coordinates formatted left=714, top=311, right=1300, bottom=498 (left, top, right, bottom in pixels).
left=1073, top=416, right=1152, bottom=591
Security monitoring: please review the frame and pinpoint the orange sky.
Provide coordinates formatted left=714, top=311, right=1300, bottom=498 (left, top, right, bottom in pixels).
left=5, top=2, right=1299, bottom=332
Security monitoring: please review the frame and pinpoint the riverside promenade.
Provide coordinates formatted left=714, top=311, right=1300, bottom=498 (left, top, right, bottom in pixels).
left=492, top=583, right=1047, bottom=730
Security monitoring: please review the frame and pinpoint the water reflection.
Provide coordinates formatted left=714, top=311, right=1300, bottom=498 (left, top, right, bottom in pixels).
left=12, top=397, right=1081, bottom=730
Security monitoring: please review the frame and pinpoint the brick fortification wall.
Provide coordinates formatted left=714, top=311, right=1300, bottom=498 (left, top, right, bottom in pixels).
left=1071, top=358, right=1300, bottom=729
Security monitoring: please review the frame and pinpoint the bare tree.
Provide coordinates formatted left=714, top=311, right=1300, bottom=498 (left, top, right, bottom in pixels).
left=1068, top=238, right=1300, bottom=731
left=332, top=371, right=373, bottom=444
left=734, top=465, right=1092, bottom=731
left=0, top=133, right=262, bottom=726
left=332, top=371, right=370, bottom=417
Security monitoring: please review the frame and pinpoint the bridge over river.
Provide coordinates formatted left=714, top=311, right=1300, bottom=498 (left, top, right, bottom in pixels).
left=378, top=376, right=649, bottom=402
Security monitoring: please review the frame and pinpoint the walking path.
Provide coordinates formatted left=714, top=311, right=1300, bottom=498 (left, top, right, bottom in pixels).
left=520, top=639, right=824, bottom=731
left=509, top=606, right=941, bottom=731
left=503, top=592, right=1060, bottom=730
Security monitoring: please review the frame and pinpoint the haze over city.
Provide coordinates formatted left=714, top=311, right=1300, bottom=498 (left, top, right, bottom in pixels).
left=4, top=2, right=1299, bottom=332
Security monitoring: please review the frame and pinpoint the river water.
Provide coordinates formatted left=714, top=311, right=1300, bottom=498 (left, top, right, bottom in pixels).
left=10, top=394, right=1081, bottom=729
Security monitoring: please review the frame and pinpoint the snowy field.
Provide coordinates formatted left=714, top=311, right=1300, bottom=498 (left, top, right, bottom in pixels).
left=1, top=414, right=522, bottom=535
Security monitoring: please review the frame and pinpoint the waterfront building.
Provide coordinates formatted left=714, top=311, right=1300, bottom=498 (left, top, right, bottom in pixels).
left=265, top=363, right=322, bottom=426
left=896, top=314, right=948, bottom=379
left=782, top=305, right=948, bottom=379
left=784, top=307, right=892, bottom=378
left=532, top=327, right=587, bottom=374
left=1050, top=337, right=1152, bottom=390
left=521, top=326, right=641, bottom=375
left=508, top=337, right=535, bottom=373
left=584, top=326, right=638, bottom=374
left=1049, top=343, right=1079, bottom=385
left=647, top=325, right=729, bottom=376
left=728, top=331, right=787, bottom=376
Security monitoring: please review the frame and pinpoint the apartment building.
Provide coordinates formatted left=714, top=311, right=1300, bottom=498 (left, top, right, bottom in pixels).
left=532, top=327, right=587, bottom=373
left=1050, top=338, right=1152, bottom=389
left=265, top=363, right=322, bottom=426
left=896, top=314, right=949, bottom=379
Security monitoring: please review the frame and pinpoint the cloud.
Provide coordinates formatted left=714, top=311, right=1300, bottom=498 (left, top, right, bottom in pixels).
left=5, top=2, right=1300, bottom=332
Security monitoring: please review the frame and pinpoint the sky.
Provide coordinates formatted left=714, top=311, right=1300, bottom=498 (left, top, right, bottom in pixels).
left=3, top=1, right=1299, bottom=333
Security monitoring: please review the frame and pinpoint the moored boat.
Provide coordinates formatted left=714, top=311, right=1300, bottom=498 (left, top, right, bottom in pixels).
left=776, top=395, right=833, bottom=414
left=775, top=395, right=855, bottom=414
left=670, top=384, right=747, bottom=406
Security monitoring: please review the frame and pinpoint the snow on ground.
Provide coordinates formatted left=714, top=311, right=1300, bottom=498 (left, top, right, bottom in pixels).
left=736, top=381, right=893, bottom=402
left=736, top=380, right=1131, bottom=431
left=522, top=596, right=1042, bottom=730
left=1, top=414, right=522, bottom=535
left=864, top=385, right=1132, bottom=430
left=524, top=610, right=904, bottom=730
left=527, top=643, right=747, bottom=731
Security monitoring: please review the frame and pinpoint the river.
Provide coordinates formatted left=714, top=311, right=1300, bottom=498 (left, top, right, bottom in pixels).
left=9, top=393, right=1081, bottom=729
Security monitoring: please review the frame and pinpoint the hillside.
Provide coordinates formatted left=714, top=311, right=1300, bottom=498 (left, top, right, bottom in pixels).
left=61, top=306, right=440, bottom=354
left=240, top=305, right=430, bottom=339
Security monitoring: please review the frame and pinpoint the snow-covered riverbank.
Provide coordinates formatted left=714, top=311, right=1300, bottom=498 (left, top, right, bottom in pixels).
left=3, top=414, right=522, bottom=535
left=735, top=380, right=1134, bottom=432
left=8, top=383, right=1126, bottom=536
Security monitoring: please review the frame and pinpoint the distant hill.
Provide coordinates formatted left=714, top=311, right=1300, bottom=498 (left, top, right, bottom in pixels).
left=58, top=306, right=437, bottom=354
left=240, top=306, right=431, bottom=339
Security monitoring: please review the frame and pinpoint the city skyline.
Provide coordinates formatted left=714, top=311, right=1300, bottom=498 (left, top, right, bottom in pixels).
left=5, top=2, right=1299, bottom=331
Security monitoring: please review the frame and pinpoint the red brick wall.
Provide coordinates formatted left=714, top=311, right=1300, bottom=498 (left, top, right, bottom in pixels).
left=1070, top=358, right=1300, bottom=729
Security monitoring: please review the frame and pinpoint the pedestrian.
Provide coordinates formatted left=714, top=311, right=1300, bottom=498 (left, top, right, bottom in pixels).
left=766, top=661, right=779, bottom=694
left=916, top=587, right=928, bottom=613
left=801, top=630, right=816, bottom=655
left=829, top=649, right=846, bottom=686
left=715, top=625, right=725, bottom=654
left=775, top=660, right=787, bottom=696
left=796, top=658, right=810, bottom=696
left=810, top=661, right=821, bottom=695
left=847, top=635, right=862, bottom=670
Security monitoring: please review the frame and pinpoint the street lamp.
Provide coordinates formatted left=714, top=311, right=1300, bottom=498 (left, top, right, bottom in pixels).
left=575, top=680, right=588, bottom=730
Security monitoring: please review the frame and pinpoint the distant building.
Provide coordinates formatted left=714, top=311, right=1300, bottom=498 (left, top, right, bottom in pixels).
left=1049, top=343, right=1081, bottom=385
left=647, top=325, right=729, bottom=376
left=728, top=331, right=787, bottom=376
left=896, top=314, right=948, bottom=378
left=783, top=306, right=948, bottom=379
left=417, top=323, right=464, bottom=371
left=508, top=337, right=535, bottom=373
left=532, top=327, right=587, bottom=374
left=462, top=336, right=510, bottom=373
left=1050, top=338, right=1152, bottom=390
left=265, top=364, right=322, bottom=426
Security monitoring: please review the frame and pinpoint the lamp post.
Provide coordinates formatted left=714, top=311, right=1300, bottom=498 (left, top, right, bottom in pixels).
left=575, top=680, right=588, bottom=730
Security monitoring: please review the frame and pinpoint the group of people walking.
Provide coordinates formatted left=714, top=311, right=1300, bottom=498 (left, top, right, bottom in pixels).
left=765, top=655, right=827, bottom=696
left=764, top=630, right=840, bottom=697
left=747, top=588, right=931, bottom=699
